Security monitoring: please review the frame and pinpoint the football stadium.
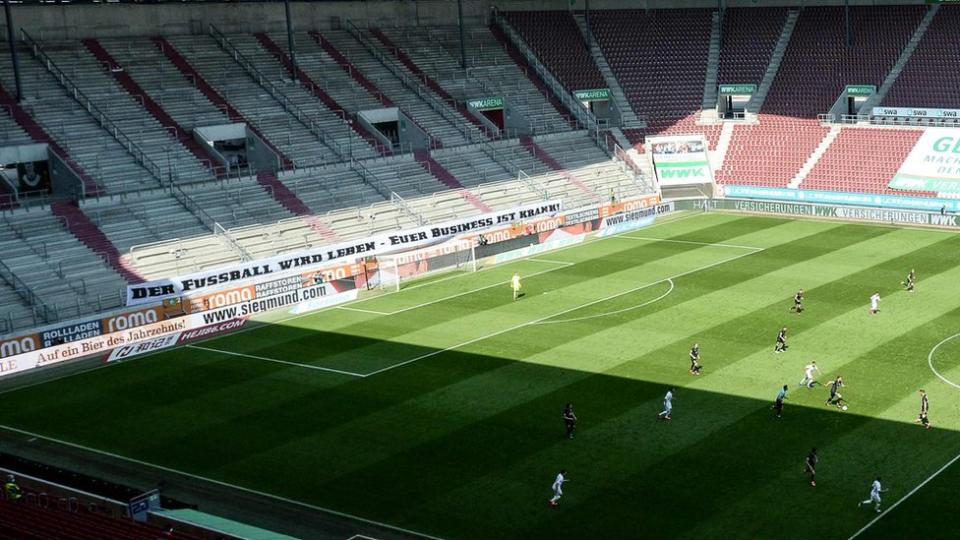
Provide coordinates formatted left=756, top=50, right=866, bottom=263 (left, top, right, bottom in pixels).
left=0, top=0, right=959, bottom=538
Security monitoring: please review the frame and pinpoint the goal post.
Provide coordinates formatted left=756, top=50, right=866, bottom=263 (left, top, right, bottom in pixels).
left=375, top=238, right=477, bottom=292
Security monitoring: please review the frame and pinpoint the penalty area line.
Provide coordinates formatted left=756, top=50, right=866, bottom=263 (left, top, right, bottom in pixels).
left=365, top=247, right=762, bottom=377
left=532, top=278, right=674, bottom=325
left=186, top=345, right=366, bottom=378
left=338, top=262, right=573, bottom=317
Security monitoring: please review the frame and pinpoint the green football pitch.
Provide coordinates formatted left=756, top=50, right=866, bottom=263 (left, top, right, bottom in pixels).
left=4, top=211, right=960, bottom=540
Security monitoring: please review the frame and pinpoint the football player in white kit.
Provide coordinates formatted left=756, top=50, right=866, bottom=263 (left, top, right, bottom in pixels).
left=869, top=292, right=881, bottom=314
left=799, top=361, right=820, bottom=388
left=511, top=272, right=522, bottom=301
left=858, top=477, right=887, bottom=513
left=657, top=388, right=674, bottom=421
left=548, top=469, right=568, bottom=507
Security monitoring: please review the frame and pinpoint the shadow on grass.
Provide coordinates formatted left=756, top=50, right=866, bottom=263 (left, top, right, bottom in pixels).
left=2, top=328, right=958, bottom=540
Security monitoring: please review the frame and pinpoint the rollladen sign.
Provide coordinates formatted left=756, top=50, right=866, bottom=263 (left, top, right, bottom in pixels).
left=126, top=201, right=563, bottom=306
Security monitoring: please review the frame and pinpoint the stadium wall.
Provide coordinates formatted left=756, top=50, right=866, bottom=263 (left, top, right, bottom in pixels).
left=3, top=0, right=929, bottom=39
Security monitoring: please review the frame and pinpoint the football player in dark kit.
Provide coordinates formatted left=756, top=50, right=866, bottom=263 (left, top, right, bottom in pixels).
left=916, top=390, right=931, bottom=430
left=804, top=448, right=818, bottom=487
left=563, top=403, right=577, bottom=439
left=902, top=269, right=916, bottom=292
left=689, top=343, right=702, bottom=375
left=791, top=289, right=804, bottom=313
left=774, top=327, right=788, bottom=353
left=826, top=376, right=846, bottom=409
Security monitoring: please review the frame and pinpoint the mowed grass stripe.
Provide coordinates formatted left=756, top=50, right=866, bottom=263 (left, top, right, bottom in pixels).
left=201, top=220, right=833, bottom=488
left=336, top=225, right=960, bottom=536
left=394, top=227, right=954, bottom=536
left=436, top=229, right=960, bottom=540
left=0, top=216, right=779, bottom=484
left=120, top=218, right=792, bottom=476
left=209, top=216, right=788, bottom=374
left=281, top=224, right=892, bottom=532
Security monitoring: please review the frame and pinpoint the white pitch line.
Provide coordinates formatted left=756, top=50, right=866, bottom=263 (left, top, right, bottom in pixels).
left=846, top=333, right=960, bottom=539
left=348, top=263, right=574, bottom=317
left=532, top=278, right=675, bottom=325
left=926, top=333, right=960, bottom=390
left=847, top=450, right=960, bottom=539
left=614, top=235, right=763, bottom=251
left=0, top=424, right=444, bottom=540
left=529, top=258, right=575, bottom=266
left=363, top=248, right=762, bottom=378
left=337, top=306, right=393, bottom=316
left=186, top=345, right=366, bottom=378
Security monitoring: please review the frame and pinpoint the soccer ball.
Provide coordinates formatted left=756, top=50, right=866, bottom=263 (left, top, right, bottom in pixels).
left=842, top=405, right=848, bottom=411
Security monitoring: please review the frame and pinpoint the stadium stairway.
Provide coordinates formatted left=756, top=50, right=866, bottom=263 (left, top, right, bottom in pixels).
left=570, top=12, right=643, bottom=127
left=746, top=9, right=797, bottom=114
left=0, top=84, right=101, bottom=196
left=81, top=38, right=224, bottom=178
left=50, top=201, right=143, bottom=284
left=504, top=11, right=606, bottom=94
left=150, top=36, right=295, bottom=171
left=882, top=5, right=959, bottom=109
left=255, top=171, right=338, bottom=240
left=487, top=23, right=579, bottom=130
left=309, top=31, right=443, bottom=149
left=253, top=32, right=389, bottom=157
left=519, top=136, right=599, bottom=199
left=309, top=30, right=391, bottom=107
left=801, top=126, right=934, bottom=196
left=789, top=124, right=841, bottom=188
left=369, top=28, right=494, bottom=139
left=413, top=150, right=490, bottom=212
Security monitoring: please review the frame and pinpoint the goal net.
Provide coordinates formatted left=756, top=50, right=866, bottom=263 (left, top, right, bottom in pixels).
left=374, top=238, right=477, bottom=292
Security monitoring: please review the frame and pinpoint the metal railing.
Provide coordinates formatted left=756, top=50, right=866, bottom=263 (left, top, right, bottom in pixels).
left=20, top=29, right=165, bottom=185
left=0, top=258, right=55, bottom=324
left=390, top=191, right=428, bottom=226
left=611, top=141, right=657, bottom=196
left=170, top=184, right=251, bottom=261
left=343, top=19, right=485, bottom=146
left=490, top=10, right=601, bottom=136
left=477, top=140, right=549, bottom=201
left=207, top=24, right=349, bottom=162
left=350, top=159, right=393, bottom=201
left=516, top=169, right=550, bottom=201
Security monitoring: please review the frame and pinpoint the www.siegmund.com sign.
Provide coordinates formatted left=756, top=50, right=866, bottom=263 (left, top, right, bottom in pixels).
left=467, top=96, right=504, bottom=111
left=574, top=88, right=611, bottom=101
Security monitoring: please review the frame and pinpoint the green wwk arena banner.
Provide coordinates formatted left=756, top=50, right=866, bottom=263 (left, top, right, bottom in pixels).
left=890, top=128, right=960, bottom=193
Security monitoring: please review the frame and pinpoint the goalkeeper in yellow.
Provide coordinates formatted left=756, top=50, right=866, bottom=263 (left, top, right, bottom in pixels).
left=512, top=272, right=522, bottom=301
